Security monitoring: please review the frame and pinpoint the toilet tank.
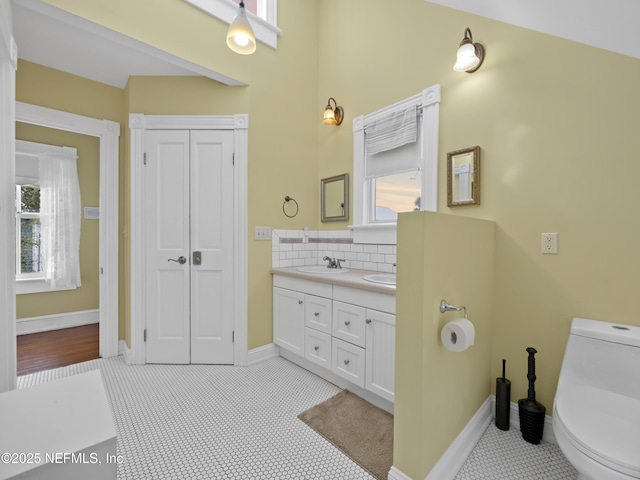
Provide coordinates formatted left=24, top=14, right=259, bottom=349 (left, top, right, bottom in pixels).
left=556, top=318, right=640, bottom=401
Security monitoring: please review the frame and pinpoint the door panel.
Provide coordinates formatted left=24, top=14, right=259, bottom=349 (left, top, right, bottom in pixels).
left=145, top=129, right=234, bottom=365
left=145, top=130, right=191, bottom=364
left=190, top=130, right=234, bottom=364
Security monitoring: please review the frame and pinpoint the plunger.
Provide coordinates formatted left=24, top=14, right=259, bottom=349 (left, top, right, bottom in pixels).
left=518, top=347, right=546, bottom=444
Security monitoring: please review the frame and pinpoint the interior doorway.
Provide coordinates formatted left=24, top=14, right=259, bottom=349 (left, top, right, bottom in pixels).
left=129, top=113, right=248, bottom=366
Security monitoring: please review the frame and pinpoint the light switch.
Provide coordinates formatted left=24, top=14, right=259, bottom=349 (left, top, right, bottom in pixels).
left=255, top=226, right=272, bottom=241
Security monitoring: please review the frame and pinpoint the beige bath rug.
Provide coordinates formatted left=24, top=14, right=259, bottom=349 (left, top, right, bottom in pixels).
left=297, top=390, right=393, bottom=480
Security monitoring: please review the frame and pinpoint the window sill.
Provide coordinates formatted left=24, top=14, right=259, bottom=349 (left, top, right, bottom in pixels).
left=349, top=223, right=397, bottom=245
left=16, top=278, right=77, bottom=295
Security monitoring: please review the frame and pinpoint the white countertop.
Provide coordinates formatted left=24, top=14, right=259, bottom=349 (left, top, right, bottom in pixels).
left=270, top=267, right=396, bottom=295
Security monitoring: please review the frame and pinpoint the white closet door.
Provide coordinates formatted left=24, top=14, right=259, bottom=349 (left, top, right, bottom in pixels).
left=190, top=130, right=234, bottom=364
left=145, top=130, right=191, bottom=364
left=144, top=129, right=235, bottom=365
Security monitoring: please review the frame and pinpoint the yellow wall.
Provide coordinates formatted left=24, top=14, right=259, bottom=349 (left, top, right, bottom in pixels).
left=15, top=123, right=100, bottom=318
left=396, top=212, right=495, bottom=479
left=316, top=0, right=640, bottom=474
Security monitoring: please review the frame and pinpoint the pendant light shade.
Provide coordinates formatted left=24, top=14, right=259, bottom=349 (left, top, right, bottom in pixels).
left=227, top=1, right=256, bottom=55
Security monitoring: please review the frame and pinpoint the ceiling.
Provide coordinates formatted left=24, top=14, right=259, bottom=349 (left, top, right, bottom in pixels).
left=11, top=0, right=640, bottom=91
left=426, top=0, right=640, bottom=60
left=12, top=0, right=244, bottom=88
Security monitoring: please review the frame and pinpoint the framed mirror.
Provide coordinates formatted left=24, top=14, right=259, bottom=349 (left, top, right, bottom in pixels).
left=321, top=173, right=349, bottom=222
left=447, top=146, right=480, bottom=207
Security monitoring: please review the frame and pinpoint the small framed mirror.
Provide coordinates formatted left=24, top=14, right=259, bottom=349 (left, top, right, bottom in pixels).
left=447, top=146, right=480, bottom=207
left=321, top=173, right=349, bottom=222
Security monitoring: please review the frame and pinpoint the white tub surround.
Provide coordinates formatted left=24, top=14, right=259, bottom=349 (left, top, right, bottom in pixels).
left=0, top=370, right=117, bottom=480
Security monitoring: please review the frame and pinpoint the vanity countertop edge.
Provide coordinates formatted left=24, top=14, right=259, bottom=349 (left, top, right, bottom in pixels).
left=270, top=267, right=396, bottom=295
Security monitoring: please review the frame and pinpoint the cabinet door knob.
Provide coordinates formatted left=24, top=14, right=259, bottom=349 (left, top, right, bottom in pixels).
left=366, top=319, right=372, bottom=324
left=298, top=300, right=303, bottom=305
left=314, top=346, right=320, bottom=351
left=344, top=320, right=351, bottom=326
left=314, top=312, right=320, bottom=317
left=343, top=359, right=350, bottom=365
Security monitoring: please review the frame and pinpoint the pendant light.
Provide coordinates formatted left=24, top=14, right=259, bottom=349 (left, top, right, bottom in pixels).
left=227, top=1, right=256, bottom=55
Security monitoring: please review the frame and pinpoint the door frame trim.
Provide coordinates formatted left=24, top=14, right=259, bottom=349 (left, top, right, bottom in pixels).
left=129, top=114, right=248, bottom=366
left=17, top=102, right=120, bottom=359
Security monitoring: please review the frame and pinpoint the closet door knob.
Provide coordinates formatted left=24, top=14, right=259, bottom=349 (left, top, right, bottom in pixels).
left=366, top=319, right=372, bottom=324
left=343, top=359, right=350, bottom=365
left=344, top=320, right=350, bottom=326
left=314, top=312, right=320, bottom=317
left=167, top=256, right=187, bottom=265
left=298, top=300, right=303, bottom=305
left=314, top=346, right=320, bottom=351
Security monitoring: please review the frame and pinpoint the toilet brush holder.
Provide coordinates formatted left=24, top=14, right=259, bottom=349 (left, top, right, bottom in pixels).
left=518, top=347, right=546, bottom=444
left=495, top=359, right=511, bottom=431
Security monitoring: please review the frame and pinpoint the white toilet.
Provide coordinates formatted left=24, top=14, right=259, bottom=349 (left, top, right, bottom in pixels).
left=553, top=317, right=640, bottom=480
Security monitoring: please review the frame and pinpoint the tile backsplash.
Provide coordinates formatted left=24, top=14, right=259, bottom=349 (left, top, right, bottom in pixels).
left=272, top=229, right=397, bottom=273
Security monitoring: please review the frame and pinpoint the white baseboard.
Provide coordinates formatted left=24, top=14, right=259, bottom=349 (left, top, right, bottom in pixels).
left=119, top=340, right=134, bottom=364
left=389, top=395, right=558, bottom=480
left=247, top=343, right=280, bottom=366
left=424, top=396, right=494, bottom=480
left=16, top=309, right=99, bottom=335
left=388, top=466, right=413, bottom=480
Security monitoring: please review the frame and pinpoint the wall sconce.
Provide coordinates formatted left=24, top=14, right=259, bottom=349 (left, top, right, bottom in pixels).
left=227, top=0, right=256, bottom=55
left=453, top=28, right=484, bottom=73
left=322, top=98, right=344, bottom=126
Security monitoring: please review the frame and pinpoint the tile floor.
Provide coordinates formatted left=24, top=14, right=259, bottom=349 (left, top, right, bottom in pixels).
left=18, top=355, right=577, bottom=479
left=454, top=423, right=577, bottom=479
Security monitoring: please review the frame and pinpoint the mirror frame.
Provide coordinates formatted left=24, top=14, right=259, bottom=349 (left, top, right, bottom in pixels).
left=321, top=173, right=349, bottom=222
left=447, top=146, right=480, bottom=207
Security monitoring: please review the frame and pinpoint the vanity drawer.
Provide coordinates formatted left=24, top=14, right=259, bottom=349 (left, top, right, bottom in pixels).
left=304, top=328, right=332, bottom=368
left=304, top=294, right=332, bottom=334
left=332, top=338, right=365, bottom=388
left=332, top=301, right=366, bottom=348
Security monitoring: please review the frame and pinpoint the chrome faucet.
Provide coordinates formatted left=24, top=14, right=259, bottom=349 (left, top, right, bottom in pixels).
left=322, top=256, right=346, bottom=269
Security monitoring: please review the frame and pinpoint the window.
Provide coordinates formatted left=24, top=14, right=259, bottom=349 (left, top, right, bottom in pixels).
left=352, top=85, right=441, bottom=244
left=16, top=185, right=43, bottom=279
left=15, top=140, right=81, bottom=294
left=184, top=0, right=281, bottom=49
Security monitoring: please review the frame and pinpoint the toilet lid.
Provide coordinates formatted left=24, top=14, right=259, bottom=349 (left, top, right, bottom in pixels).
left=556, top=386, right=640, bottom=477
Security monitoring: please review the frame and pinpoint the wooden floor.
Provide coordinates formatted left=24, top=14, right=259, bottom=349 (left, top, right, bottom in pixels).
left=17, top=323, right=100, bottom=376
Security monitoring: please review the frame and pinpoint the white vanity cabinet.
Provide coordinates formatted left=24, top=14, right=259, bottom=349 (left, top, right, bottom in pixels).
left=273, top=274, right=396, bottom=405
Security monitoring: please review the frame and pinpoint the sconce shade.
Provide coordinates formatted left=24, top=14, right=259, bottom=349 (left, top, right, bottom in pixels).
left=453, top=28, right=484, bottom=73
left=227, top=2, right=256, bottom=55
left=323, top=98, right=344, bottom=126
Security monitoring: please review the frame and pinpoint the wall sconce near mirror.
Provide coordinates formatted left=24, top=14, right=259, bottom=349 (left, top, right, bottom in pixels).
left=447, top=146, right=480, bottom=207
left=322, top=98, right=344, bottom=126
left=227, top=0, right=256, bottom=55
left=321, top=173, right=349, bottom=222
left=453, top=28, right=484, bottom=73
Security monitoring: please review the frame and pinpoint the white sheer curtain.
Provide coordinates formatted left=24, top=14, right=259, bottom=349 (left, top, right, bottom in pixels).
left=39, top=149, right=82, bottom=288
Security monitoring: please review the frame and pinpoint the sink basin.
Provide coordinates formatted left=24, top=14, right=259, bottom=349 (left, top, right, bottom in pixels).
left=362, top=273, right=396, bottom=285
left=296, top=266, right=350, bottom=274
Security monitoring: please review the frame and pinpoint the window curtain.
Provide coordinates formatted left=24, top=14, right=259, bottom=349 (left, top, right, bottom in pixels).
left=365, top=106, right=418, bottom=156
left=38, top=150, right=82, bottom=288
left=365, top=107, right=421, bottom=179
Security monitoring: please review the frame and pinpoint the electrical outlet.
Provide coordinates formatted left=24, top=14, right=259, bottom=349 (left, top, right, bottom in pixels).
left=255, top=226, right=272, bottom=241
left=541, top=233, right=558, bottom=254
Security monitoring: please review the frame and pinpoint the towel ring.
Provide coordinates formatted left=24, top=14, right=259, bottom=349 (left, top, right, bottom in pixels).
left=283, top=195, right=299, bottom=218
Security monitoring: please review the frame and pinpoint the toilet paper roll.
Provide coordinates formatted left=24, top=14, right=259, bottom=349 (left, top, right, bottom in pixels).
left=441, top=318, right=475, bottom=352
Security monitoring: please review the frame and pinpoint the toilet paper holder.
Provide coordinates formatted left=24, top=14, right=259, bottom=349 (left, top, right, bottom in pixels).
left=440, top=300, right=468, bottom=319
